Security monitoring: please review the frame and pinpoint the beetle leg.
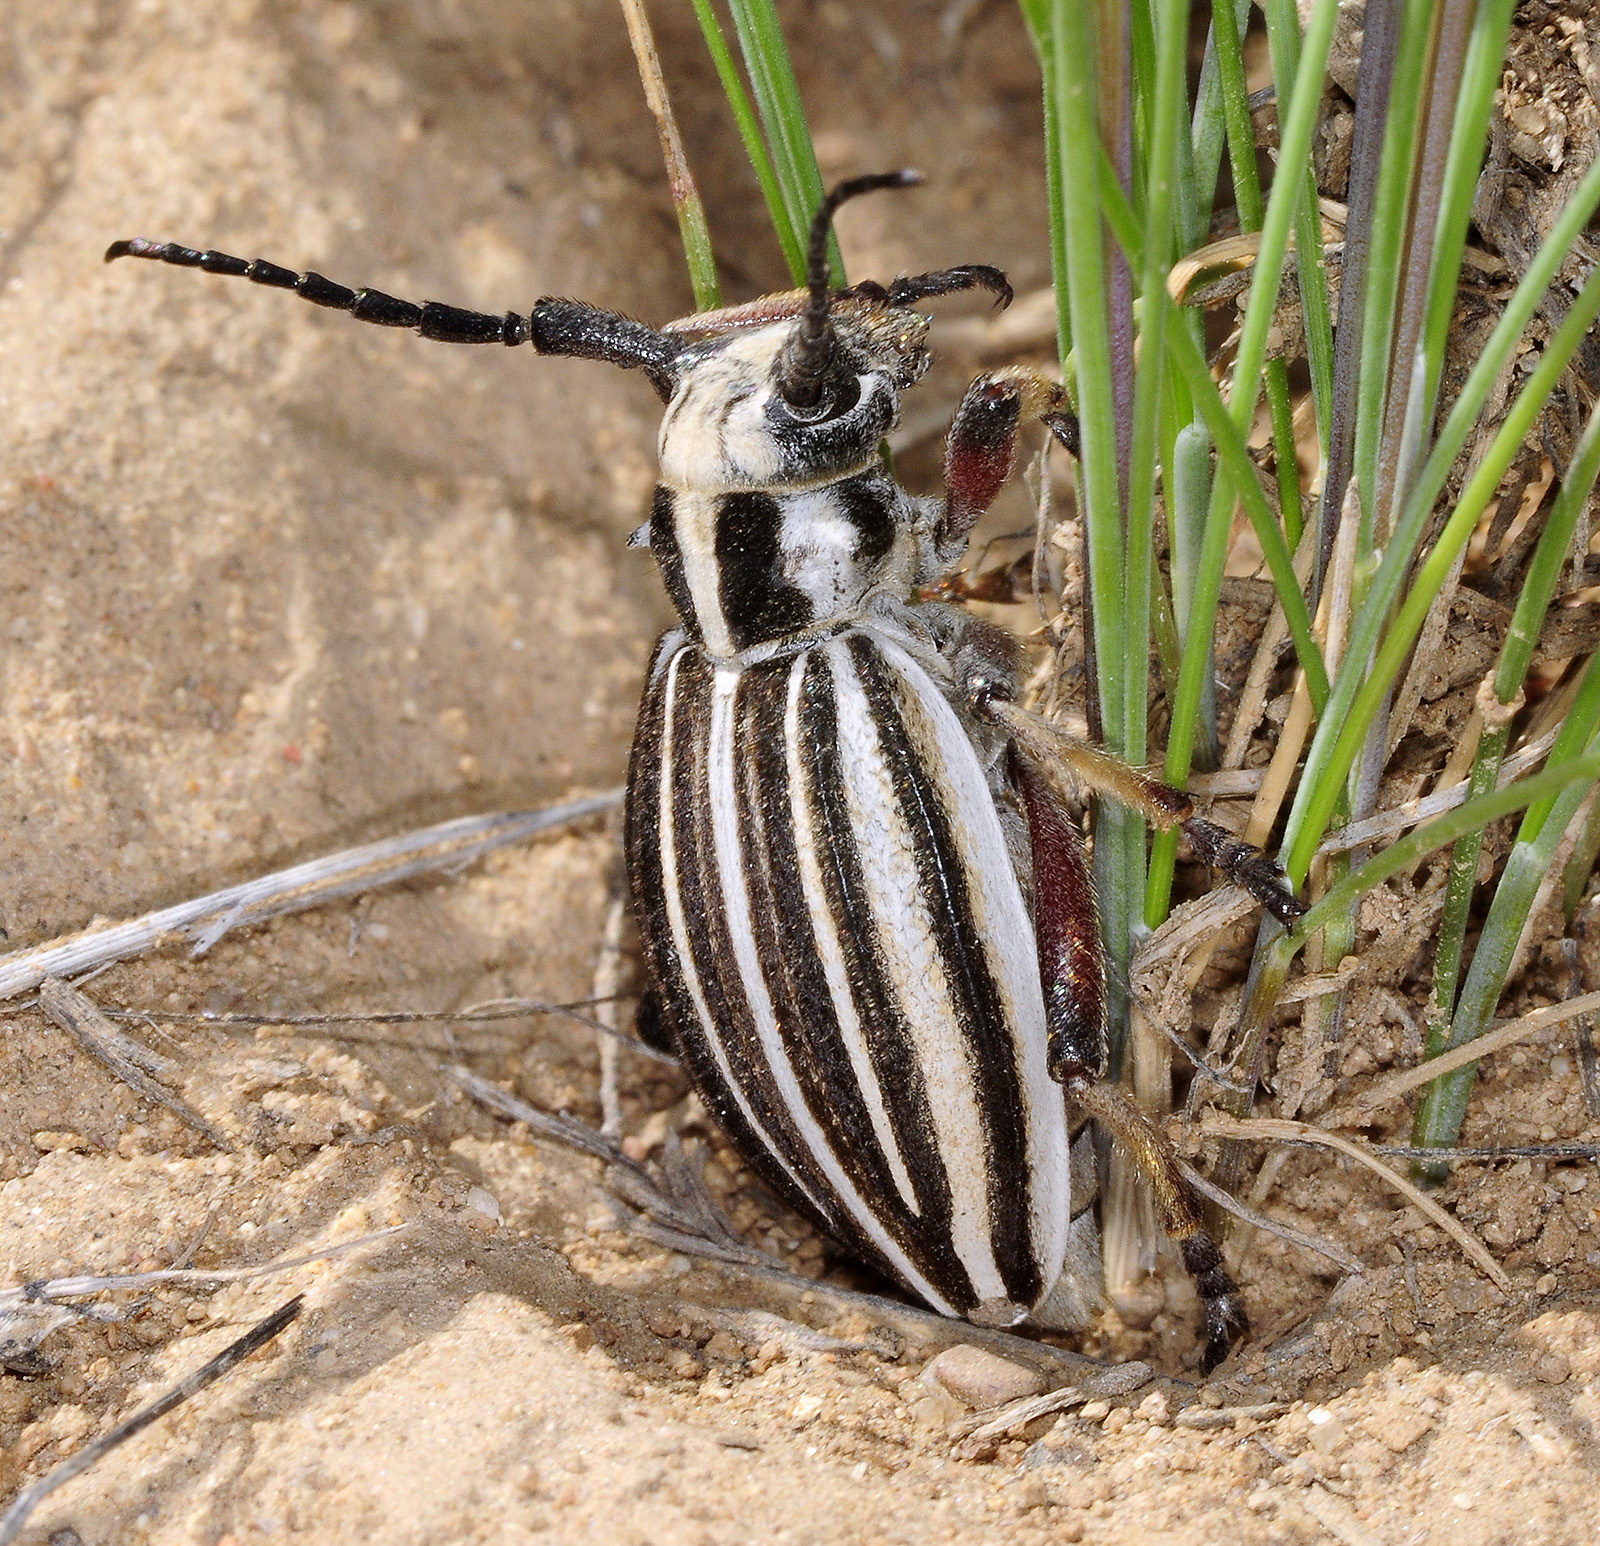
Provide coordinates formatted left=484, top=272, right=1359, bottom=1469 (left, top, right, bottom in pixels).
left=987, top=701, right=1306, bottom=927
left=962, top=670, right=1249, bottom=1369
left=1012, top=752, right=1107, bottom=1084
left=1016, top=749, right=1246, bottom=1371
left=941, top=367, right=1080, bottom=544
left=1062, top=1077, right=1248, bottom=1372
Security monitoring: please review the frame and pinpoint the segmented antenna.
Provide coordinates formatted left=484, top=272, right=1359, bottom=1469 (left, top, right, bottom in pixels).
left=103, top=238, right=681, bottom=397
left=776, top=169, right=923, bottom=413
left=104, top=238, right=532, bottom=344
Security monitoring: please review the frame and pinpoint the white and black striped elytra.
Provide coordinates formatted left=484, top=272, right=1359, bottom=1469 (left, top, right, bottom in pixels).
left=626, top=623, right=1071, bottom=1326
left=107, top=169, right=1301, bottom=1368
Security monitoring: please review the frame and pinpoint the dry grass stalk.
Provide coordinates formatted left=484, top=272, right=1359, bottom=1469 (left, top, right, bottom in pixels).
left=0, top=1297, right=303, bottom=1546
left=1318, top=726, right=1559, bottom=854
left=1327, top=986, right=1600, bottom=1119
left=1173, top=1157, right=1364, bottom=1276
left=37, top=977, right=233, bottom=1151
left=0, top=792, right=622, bottom=1002
left=1197, top=1113, right=1512, bottom=1292
left=593, top=895, right=628, bottom=1138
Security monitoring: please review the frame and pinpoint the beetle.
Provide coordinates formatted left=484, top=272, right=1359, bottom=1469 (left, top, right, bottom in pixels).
left=107, top=170, right=1303, bottom=1370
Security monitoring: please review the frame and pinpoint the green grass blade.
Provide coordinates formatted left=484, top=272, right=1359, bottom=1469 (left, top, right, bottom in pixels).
left=1351, top=0, right=1433, bottom=537
left=1189, top=0, right=1252, bottom=245
left=724, top=0, right=838, bottom=284
left=1419, top=0, right=1517, bottom=434
left=1019, top=1, right=1073, bottom=359
left=1209, top=0, right=1304, bottom=544
left=1283, top=153, right=1600, bottom=878
left=1309, top=0, right=1401, bottom=596
left=1123, top=0, right=1189, bottom=772
left=1051, top=0, right=1125, bottom=748
left=689, top=0, right=805, bottom=283
left=1411, top=702, right=1600, bottom=1166
left=1285, top=254, right=1600, bottom=880
left=1262, top=0, right=1335, bottom=454
left=1163, top=319, right=1328, bottom=707
left=1292, top=750, right=1600, bottom=942
left=1161, top=0, right=1340, bottom=818
left=1424, top=460, right=1600, bottom=1127
left=1498, top=396, right=1600, bottom=702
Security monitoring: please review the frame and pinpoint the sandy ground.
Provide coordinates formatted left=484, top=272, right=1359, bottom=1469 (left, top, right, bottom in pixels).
left=3, top=1, right=1599, bottom=1543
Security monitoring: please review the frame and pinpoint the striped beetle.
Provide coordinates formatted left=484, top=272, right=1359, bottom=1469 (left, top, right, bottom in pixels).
left=108, top=170, right=1303, bottom=1370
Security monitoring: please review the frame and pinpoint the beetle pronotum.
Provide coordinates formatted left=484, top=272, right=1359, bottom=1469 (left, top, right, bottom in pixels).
left=108, top=170, right=1303, bottom=1370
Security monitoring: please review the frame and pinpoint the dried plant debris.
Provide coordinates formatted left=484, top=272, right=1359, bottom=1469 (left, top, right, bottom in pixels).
left=5, top=4, right=1600, bottom=1543
left=0, top=1297, right=303, bottom=1546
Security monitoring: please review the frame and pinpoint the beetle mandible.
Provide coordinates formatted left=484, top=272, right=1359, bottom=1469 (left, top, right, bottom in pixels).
left=108, top=169, right=1304, bottom=1370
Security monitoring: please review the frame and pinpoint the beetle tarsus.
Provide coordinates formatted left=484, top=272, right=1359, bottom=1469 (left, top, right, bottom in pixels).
left=1181, top=1233, right=1249, bottom=1374
left=1065, top=1074, right=1249, bottom=1369
left=1183, top=818, right=1306, bottom=926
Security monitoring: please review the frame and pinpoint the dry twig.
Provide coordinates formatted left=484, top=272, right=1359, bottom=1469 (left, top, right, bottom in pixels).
left=0, top=792, right=622, bottom=1002
left=1326, top=987, right=1600, bottom=1120
left=593, top=895, right=628, bottom=1138
left=37, top=977, right=232, bottom=1151
left=1316, top=729, right=1558, bottom=855
left=1198, top=1114, right=1512, bottom=1292
left=0, top=1297, right=303, bottom=1546
left=1, top=1226, right=408, bottom=1313
left=1173, top=1158, right=1365, bottom=1276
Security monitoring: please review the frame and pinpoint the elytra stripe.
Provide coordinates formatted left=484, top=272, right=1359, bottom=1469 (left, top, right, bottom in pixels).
left=845, top=633, right=1063, bottom=1311
left=864, top=630, right=1067, bottom=1289
left=792, top=647, right=977, bottom=1309
left=824, top=640, right=1017, bottom=1309
left=774, top=654, right=920, bottom=1215
left=732, top=656, right=969, bottom=1309
left=624, top=634, right=689, bottom=1038
left=707, top=664, right=949, bottom=1304
left=628, top=643, right=809, bottom=1204
left=653, top=647, right=827, bottom=1217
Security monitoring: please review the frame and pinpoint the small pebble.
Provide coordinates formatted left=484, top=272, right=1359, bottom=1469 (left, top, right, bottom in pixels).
left=703, top=1331, right=745, bottom=1362
left=924, top=1344, right=1046, bottom=1410
left=1307, top=1406, right=1344, bottom=1455
left=1534, top=1351, right=1571, bottom=1385
left=1135, top=1390, right=1170, bottom=1427
left=1079, top=1400, right=1110, bottom=1422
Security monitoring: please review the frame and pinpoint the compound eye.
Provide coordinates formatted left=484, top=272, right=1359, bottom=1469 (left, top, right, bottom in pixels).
left=778, top=371, right=863, bottom=424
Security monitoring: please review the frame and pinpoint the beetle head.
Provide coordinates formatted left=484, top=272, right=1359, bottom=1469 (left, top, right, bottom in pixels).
left=529, top=173, right=1011, bottom=495
left=655, top=171, right=939, bottom=495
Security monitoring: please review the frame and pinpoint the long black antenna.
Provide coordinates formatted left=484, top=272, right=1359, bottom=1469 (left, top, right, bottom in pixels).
left=104, top=238, right=683, bottom=398
left=775, top=169, right=922, bottom=413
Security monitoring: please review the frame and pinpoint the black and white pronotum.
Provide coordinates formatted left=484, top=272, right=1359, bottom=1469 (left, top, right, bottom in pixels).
left=108, top=171, right=1304, bottom=1369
